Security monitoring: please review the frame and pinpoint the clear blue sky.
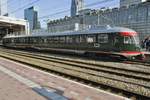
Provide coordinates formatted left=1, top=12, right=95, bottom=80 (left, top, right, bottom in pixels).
left=7, top=0, right=120, bottom=27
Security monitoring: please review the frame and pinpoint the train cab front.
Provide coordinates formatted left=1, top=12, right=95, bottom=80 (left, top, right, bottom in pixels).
left=118, top=31, right=145, bottom=60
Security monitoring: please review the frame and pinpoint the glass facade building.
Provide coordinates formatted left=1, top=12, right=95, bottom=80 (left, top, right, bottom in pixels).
left=24, top=6, right=38, bottom=30
left=71, top=0, right=84, bottom=17
left=0, top=0, right=8, bottom=16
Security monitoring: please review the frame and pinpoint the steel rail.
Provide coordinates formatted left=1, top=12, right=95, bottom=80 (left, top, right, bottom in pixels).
left=1, top=48, right=150, bottom=81
left=0, top=49, right=150, bottom=99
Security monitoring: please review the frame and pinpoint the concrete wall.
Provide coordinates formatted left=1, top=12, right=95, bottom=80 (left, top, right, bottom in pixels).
left=47, top=2, right=150, bottom=40
left=120, top=0, right=145, bottom=7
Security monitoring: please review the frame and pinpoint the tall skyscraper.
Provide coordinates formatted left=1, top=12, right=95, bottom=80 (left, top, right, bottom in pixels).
left=24, top=6, right=39, bottom=30
left=120, top=0, right=147, bottom=7
left=71, top=0, right=84, bottom=17
left=0, top=0, right=8, bottom=16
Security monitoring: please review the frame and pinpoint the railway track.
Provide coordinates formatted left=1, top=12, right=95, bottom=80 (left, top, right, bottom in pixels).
left=124, top=60, right=150, bottom=67
left=0, top=48, right=150, bottom=100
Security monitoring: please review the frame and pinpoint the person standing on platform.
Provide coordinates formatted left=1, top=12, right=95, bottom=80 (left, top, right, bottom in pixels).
left=145, top=37, right=150, bottom=51
left=143, top=37, right=148, bottom=50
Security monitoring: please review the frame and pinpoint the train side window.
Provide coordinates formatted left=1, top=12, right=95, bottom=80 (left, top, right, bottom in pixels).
left=114, top=36, right=120, bottom=45
left=47, top=37, right=52, bottom=43
left=79, top=35, right=86, bottom=43
left=19, top=38, right=22, bottom=43
left=51, top=37, right=55, bottom=43
left=52, top=37, right=58, bottom=43
left=124, top=36, right=133, bottom=44
left=39, top=37, right=46, bottom=43
left=37, top=37, right=41, bottom=43
left=124, top=36, right=130, bottom=44
left=33, top=37, right=37, bottom=43
left=59, top=36, right=65, bottom=43
left=86, top=35, right=96, bottom=43
left=75, top=36, right=80, bottom=43
left=25, top=37, right=28, bottom=43
left=36, top=37, right=39, bottom=44
left=29, top=37, right=32, bottom=43
left=66, top=36, right=73, bottom=43
left=43, top=38, right=47, bottom=43
left=10, top=38, right=13, bottom=43
left=98, top=34, right=108, bottom=43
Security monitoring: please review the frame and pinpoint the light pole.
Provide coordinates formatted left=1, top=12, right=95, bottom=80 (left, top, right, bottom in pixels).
left=97, top=9, right=114, bottom=26
left=97, top=11, right=100, bottom=25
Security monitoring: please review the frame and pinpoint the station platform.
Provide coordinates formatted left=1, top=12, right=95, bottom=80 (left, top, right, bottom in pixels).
left=0, top=57, right=129, bottom=100
left=0, top=71, right=46, bottom=100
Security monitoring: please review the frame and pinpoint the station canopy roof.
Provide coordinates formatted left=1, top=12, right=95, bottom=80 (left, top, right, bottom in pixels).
left=0, top=16, right=28, bottom=32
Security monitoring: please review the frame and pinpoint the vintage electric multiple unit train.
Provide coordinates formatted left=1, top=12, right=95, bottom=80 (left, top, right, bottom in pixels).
left=2, top=26, right=144, bottom=60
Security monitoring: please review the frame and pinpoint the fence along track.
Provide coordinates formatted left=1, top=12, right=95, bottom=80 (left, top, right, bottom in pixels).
left=0, top=49, right=150, bottom=99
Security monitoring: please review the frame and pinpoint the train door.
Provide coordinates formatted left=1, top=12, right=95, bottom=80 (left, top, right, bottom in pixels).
left=97, top=33, right=109, bottom=51
left=86, top=35, right=96, bottom=50
left=108, top=33, right=120, bottom=51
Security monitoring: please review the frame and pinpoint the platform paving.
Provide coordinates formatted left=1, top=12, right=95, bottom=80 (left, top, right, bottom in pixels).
left=0, top=57, right=130, bottom=100
left=0, top=71, right=46, bottom=100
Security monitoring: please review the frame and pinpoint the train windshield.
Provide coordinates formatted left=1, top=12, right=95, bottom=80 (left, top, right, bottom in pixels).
left=133, top=36, right=140, bottom=45
left=124, top=36, right=140, bottom=45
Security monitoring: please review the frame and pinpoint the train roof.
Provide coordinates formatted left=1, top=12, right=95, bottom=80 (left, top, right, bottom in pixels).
left=4, top=26, right=136, bottom=38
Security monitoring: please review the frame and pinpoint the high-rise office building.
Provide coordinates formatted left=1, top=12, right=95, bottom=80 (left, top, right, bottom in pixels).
left=0, top=0, right=8, bottom=16
left=71, top=0, right=84, bottom=17
left=120, top=0, right=147, bottom=7
left=24, top=6, right=39, bottom=30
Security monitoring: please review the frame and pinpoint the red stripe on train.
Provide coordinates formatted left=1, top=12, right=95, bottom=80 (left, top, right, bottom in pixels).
left=121, top=51, right=143, bottom=55
left=120, top=32, right=137, bottom=36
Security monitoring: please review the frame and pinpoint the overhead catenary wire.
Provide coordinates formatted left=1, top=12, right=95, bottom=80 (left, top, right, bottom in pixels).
left=39, top=9, right=70, bottom=19
left=10, top=0, right=41, bottom=14
left=8, top=0, right=114, bottom=19
left=6, top=0, right=115, bottom=27
left=38, top=0, right=114, bottom=19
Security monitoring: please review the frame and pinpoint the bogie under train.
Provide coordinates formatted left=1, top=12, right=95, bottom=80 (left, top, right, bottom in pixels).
left=2, top=26, right=144, bottom=60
